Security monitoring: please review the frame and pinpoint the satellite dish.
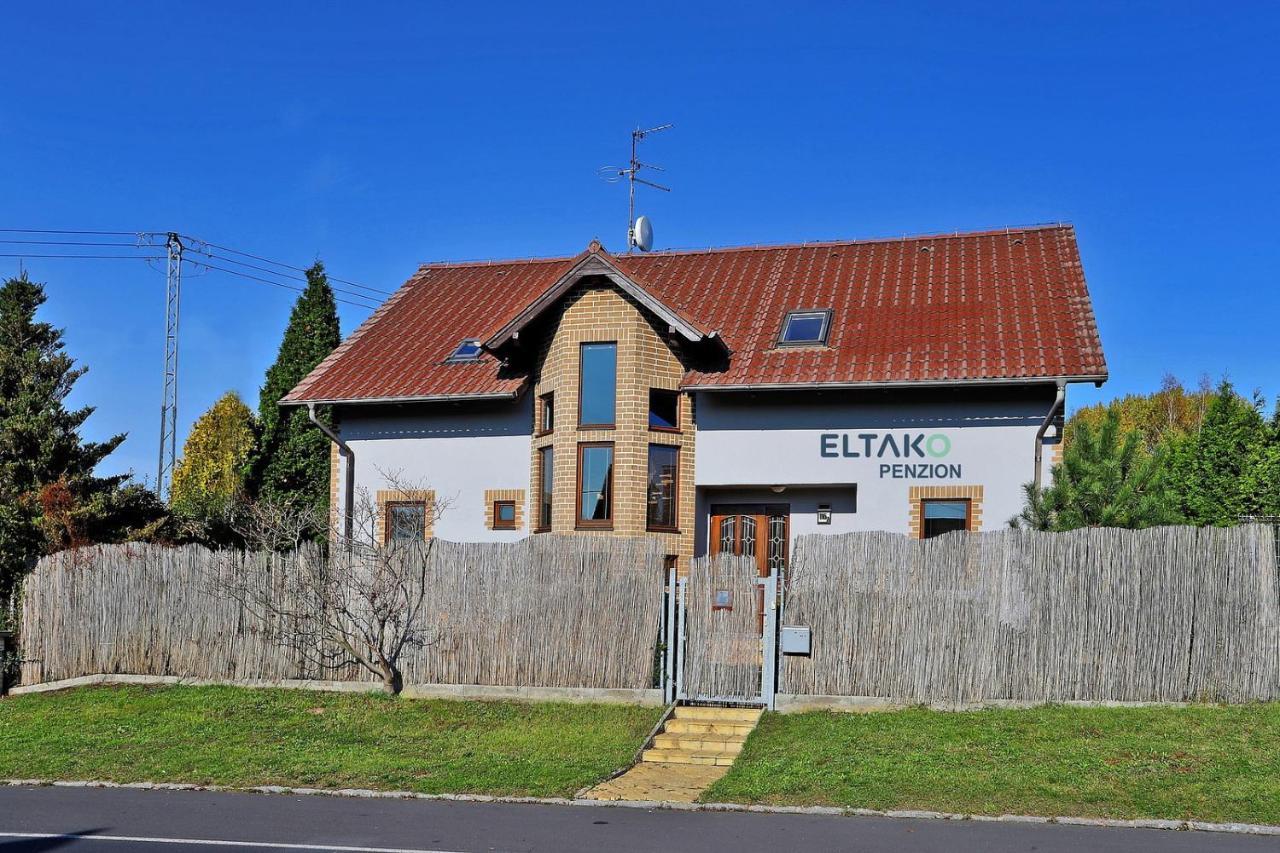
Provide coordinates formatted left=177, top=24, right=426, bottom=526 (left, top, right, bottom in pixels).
left=633, top=215, right=654, bottom=252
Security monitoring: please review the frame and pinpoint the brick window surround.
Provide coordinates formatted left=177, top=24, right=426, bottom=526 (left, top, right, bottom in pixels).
left=375, top=489, right=435, bottom=543
left=484, top=488, right=526, bottom=531
left=908, top=485, right=984, bottom=538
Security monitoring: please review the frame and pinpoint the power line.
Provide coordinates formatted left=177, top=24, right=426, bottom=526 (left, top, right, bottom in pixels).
left=0, top=253, right=166, bottom=259
left=0, top=239, right=151, bottom=247
left=186, top=237, right=393, bottom=296
left=184, top=258, right=382, bottom=310
left=0, top=228, right=159, bottom=237
left=2, top=229, right=395, bottom=298
left=181, top=245, right=392, bottom=303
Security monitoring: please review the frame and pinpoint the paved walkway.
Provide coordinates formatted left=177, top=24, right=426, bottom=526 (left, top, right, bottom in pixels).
left=584, top=762, right=728, bottom=803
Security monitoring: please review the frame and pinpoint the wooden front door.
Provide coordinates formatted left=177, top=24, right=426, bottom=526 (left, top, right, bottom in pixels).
left=709, top=504, right=789, bottom=578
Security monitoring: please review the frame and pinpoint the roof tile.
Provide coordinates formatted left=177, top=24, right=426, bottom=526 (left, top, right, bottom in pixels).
left=284, top=224, right=1106, bottom=403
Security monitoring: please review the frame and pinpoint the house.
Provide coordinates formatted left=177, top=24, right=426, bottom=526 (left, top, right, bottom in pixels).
left=282, top=224, right=1107, bottom=571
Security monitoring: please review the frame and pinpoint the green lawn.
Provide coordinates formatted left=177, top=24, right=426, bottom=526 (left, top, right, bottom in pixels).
left=704, top=704, right=1280, bottom=824
left=0, top=685, right=658, bottom=798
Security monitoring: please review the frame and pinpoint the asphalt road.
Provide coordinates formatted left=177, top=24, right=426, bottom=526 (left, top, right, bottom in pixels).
left=0, top=786, right=1275, bottom=853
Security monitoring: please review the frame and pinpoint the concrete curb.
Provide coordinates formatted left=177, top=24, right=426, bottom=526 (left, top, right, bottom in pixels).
left=5, top=779, right=1279, bottom=837
left=5, top=674, right=662, bottom=707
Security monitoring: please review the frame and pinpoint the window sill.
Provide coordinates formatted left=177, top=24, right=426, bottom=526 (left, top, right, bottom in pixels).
left=533, top=526, right=552, bottom=534
left=577, top=423, right=616, bottom=431
left=536, top=429, right=553, bottom=438
left=493, top=525, right=517, bottom=531
left=648, top=426, right=682, bottom=434
left=646, top=525, right=682, bottom=534
left=576, top=523, right=614, bottom=531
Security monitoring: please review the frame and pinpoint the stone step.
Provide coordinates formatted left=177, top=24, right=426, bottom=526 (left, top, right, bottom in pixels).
left=642, top=748, right=737, bottom=767
left=672, top=705, right=763, bottom=723
left=664, top=719, right=756, bottom=737
left=652, top=732, right=745, bottom=754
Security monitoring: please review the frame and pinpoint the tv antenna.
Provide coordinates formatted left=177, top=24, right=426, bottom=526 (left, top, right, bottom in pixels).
left=598, top=123, right=671, bottom=251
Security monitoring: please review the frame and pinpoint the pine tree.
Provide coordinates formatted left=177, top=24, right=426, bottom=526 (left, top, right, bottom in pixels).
left=0, top=273, right=139, bottom=596
left=246, top=262, right=340, bottom=523
left=1166, top=382, right=1271, bottom=525
left=1013, top=409, right=1181, bottom=530
left=170, top=391, right=256, bottom=520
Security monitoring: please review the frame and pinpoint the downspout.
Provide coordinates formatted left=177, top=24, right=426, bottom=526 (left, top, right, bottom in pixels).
left=306, top=403, right=354, bottom=541
left=1033, top=382, right=1067, bottom=489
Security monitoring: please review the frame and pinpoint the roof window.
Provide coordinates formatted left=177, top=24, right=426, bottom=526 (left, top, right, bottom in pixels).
left=778, top=310, right=832, bottom=346
left=446, top=338, right=483, bottom=362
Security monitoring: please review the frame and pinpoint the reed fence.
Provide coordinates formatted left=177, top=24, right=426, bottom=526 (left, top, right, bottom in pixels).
left=19, top=535, right=664, bottom=690
left=683, top=554, right=763, bottom=701
left=781, top=524, right=1280, bottom=704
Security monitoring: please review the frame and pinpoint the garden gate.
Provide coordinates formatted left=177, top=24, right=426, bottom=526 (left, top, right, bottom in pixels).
left=664, top=555, right=778, bottom=708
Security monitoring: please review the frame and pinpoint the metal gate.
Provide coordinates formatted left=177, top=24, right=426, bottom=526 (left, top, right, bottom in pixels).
left=664, top=555, right=778, bottom=708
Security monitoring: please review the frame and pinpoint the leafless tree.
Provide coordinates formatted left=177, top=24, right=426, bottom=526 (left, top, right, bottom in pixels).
left=208, top=472, right=450, bottom=695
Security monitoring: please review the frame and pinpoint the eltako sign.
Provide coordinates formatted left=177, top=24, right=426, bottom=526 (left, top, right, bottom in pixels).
left=819, top=432, right=962, bottom=479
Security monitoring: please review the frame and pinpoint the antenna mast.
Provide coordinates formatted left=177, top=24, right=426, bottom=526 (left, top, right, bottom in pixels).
left=600, top=124, right=672, bottom=251
left=156, top=232, right=183, bottom=498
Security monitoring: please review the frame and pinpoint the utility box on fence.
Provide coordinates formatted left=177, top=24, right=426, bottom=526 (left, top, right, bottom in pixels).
left=780, top=625, right=811, bottom=656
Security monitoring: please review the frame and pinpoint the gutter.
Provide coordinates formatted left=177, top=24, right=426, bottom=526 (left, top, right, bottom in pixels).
left=305, top=403, right=354, bottom=541
left=1033, top=382, right=1067, bottom=489
left=281, top=390, right=522, bottom=407
left=683, top=374, right=1107, bottom=393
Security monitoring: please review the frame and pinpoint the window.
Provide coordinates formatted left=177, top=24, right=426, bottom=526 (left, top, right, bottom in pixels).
left=537, top=446, right=554, bottom=531
left=493, top=500, right=516, bottom=530
left=385, top=501, right=427, bottom=543
left=647, top=444, right=679, bottom=530
left=578, top=342, right=617, bottom=427
left=539, top=392, right=555, bottom=434
left=648, top=389, right=680, bottom=431
left=446, top=338, right=483, bottom=362
left=921, top=499, right=970, bottom=539
left=576, top=442, right=614, bottom=527
left=778, top=310, right=832, bottom=346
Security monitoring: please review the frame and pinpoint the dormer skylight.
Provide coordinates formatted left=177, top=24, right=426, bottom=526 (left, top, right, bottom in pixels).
left=446, top=338, right=483, bottom=362
left=778, top=309, right=832, bottom=346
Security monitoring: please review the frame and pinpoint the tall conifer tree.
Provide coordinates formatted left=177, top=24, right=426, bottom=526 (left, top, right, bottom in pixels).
left=0, top=273, right=129, bottom=596
left=246, top=262, right=341, bottom=522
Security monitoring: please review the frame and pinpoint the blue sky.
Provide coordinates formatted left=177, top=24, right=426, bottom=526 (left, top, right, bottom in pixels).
left=2, top=2, right=1278, bottom=482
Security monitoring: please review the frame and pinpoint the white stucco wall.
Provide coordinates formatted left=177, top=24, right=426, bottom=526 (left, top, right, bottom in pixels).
left=335, top=397, right=532, bottom=542
left=328, top=385, right=1064, bottom=549
left=692, top=387, right=1061, bottom=543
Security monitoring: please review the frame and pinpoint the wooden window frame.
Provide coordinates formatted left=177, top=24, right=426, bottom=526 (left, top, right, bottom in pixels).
left=575, top=441, right=615, bottom=530
left=646, top=443, right=681, bottom=533
left=492, top=500, right=517, bottom=530
left=383, top=500, right=429, bottom=545
left=919, top=498, right=972, bottom=539
left=648, top=388, right=682, bottom=434
left=538, top=391, right=555, bottom=436
left=577, top=341, right=617, bottom=430
left=535, top=446, right=554, bottom=533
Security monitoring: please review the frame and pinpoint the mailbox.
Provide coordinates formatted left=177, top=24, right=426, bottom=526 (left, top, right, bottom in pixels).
left=780, top=625, right=811, bottom=655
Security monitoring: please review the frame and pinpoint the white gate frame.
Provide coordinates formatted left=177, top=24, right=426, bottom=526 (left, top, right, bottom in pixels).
left=665, top=566, right=778, bottom=709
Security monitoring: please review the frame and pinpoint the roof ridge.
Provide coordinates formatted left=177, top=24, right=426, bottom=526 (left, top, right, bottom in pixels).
left=629, top=222, right=1072, bottom=258
left=416, top=254, right=577, bottom=270
left=411, top=223, right=1072, bottom=270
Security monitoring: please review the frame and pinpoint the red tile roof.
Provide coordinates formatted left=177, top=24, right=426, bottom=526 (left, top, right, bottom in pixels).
left=283, top=224, right=1106, bottom=404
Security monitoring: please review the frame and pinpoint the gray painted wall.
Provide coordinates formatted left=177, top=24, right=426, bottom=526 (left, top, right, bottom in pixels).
left=330, top=385, right=1062, bottom=548
left=335, top=398, right=532, bottom=542
left=692, top=387, right=1060, bottom=541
